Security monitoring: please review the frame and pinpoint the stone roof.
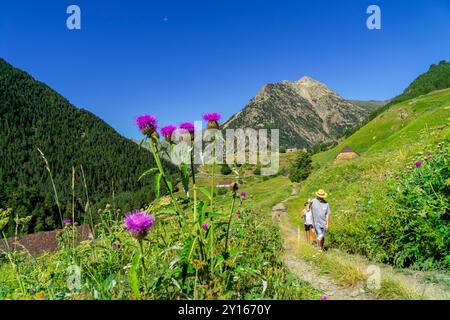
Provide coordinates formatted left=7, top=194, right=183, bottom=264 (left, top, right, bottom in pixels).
left=340, top=146, right=358, bottom=154
left=0, top=224, right=93, bottom=256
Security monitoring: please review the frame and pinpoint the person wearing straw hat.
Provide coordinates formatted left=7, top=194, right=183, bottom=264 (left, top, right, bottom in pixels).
left=311, top=189, right=331, bottom=251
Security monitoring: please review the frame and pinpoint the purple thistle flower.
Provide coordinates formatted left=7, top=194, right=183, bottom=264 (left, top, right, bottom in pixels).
left=63, top=219, right=71, bottom=224
left=202, top=223, right=209, bottom=231
left=123, top=211, right=155, bottom=240
left=236, top=210, right=241, bottom=218
left=179, top=122, right=195, bottom=134
left=415, top=161, right=423, bottom=167
left=240, top=192, right=247, bottom=198
left=426, top=152, right=433, bottom=157
left=202, top=113, right=222, bottom=122
left=136, top=115, right=158, bottom=135
left=320, top=294, right=328, bottom=300
left=113, top=243, right=121, bottom=250
left=160, top=125, right=177, bottom=137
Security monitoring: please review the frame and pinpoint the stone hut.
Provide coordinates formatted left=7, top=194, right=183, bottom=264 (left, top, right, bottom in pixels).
left=334, top=146, right=359, bottom=162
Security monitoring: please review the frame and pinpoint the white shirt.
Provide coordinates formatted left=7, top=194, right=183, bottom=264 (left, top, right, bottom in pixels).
left=303, top=209, right=313, bottom=225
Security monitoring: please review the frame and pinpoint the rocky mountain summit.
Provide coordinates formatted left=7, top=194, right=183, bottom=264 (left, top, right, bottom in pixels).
left=223, top=76, right=379, bottom=147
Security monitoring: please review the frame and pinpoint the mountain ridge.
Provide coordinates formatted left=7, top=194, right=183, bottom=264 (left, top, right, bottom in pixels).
left=223, top=76, right=379, bottom=148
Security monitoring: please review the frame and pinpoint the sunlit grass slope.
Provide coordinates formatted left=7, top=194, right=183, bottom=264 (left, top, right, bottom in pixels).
left=286, top=89, right=450, bottom=267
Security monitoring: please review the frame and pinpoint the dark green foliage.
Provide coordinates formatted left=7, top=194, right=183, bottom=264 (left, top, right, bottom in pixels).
left=310, top=141, right=337, bottom=155
left=0, top=58, right=174, bottom=235
left=288, top=150, right=313, bottom=183
left=0, top=186, right=58, bottom=236
left=220, top=164, right=232, bottom=175
left=277, top=167, right=288, bottom=176
left=376, top=143, right=449, bottom=270
left=253, top=167, right=261, bottom=176
left=216, top=187, right=229, bottom=196
left=389, top=61, right=450, bottom=106
left=279, top=146, right=287, bottom=153
left=332, top=143, right=450, bottom=271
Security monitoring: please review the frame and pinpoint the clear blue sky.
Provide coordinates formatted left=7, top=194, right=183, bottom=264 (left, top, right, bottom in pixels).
left=1, top=0, right=449, bottom=139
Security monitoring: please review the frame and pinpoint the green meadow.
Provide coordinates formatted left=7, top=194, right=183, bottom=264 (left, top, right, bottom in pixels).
left=286, top=88, right=450, bottom=271
left=0, top=89, right=448, bottom=300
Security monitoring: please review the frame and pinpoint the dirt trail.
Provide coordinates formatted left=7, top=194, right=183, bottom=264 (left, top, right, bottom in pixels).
left=274, top=198, right=374, bottom=300
left=274, top=185, right=450, bottom=300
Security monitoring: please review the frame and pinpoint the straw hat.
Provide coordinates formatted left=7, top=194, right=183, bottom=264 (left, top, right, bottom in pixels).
left=315, top=189, right=328, bottom=198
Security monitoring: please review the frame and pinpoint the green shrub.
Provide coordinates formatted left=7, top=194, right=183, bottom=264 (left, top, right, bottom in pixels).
left=253, top=167, right=261, bottom=176
left=375, top=142, right=450, bottom=270
left=220, top=164, right=232, bottom=175
left=216, top=187, right=229, bottom=196
left=288, top=150, right=313, bottom=183
left=331, top=142, right=450, bottom=271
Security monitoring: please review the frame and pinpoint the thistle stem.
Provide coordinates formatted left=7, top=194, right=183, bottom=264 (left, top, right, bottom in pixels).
left=224, top=193, right=237, bottom=256
left=138, top=239, right=148, bottom=295
left=210, top=140, right=215, bottom=210
left=149, top=138, right=183, bottom=223
left=191, top=146, right=197, bottom=222
left=138, top=240, right=147, bottom=273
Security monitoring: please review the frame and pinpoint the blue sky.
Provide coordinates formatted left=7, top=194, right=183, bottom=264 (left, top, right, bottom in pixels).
left=1, top=0, right=449, bottom=139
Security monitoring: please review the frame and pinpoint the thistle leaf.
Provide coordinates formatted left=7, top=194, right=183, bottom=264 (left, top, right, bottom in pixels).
left=138, top=168, right=159, bottom=181
left=128, top=252, right=142, bottom=300
left=154, top=173, right=162, bottom=198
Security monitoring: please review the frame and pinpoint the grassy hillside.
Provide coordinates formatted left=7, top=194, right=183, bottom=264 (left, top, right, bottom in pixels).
left=0, top=58, right=176, bottom=236
left=389, top=60, right=450, bottom=106
left=286, top=88, right=450, bottom=270
left=313, top=88, right=450, bottom=163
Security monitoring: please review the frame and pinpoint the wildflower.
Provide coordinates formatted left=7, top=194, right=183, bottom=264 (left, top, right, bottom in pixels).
left=179, top=122, right=195, bottom=141
left=203, top=113, right=221, bottom=130
left=320, top=294, right=328, bottom=300
left=136, top=115, right=158, bottom=138
left=123, top=211, right=155, bottom=240
left=202, top=223, right=209, bottom=231
left=240, top=192, right=247, bottom=199
left=236, top=210, right=241, bottom=218
left=415, top=161, right=423, bottom=167
left=63, top=219, right=72, bottom=226
left=160, top=125, right=177, bottom=143
left=113, top=243, right=121, bottom=250
left=426, top=152, right=433, bottom=157
left=179, top=122, right=195, bottom=133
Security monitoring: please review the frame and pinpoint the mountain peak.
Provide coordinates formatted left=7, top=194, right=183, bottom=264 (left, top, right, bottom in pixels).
left=297, top=75, right=321, bottom=84
left=286, top=76, right=334, bottom=105
left=224, top=75, right=375, bottom=148
left=296, top=76, right=329, bottom=90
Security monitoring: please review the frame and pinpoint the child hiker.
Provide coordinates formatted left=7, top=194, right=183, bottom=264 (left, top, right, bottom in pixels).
left=302, top=199, right=315, bottom=244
